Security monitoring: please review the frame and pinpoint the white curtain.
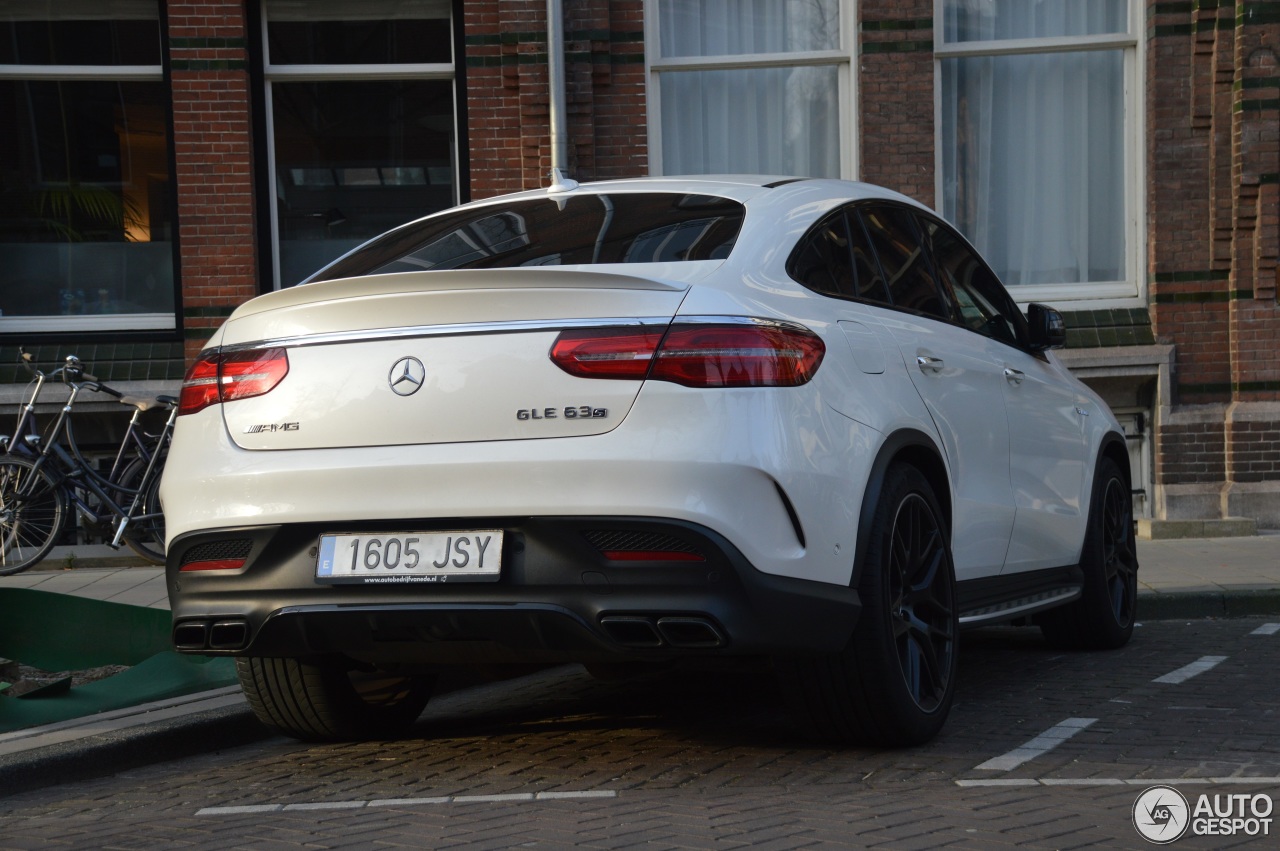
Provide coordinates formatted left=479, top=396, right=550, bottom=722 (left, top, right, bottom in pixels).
left=658, top=0, right=841, bottom=178
left=940, top=0, right=1127, bottom=286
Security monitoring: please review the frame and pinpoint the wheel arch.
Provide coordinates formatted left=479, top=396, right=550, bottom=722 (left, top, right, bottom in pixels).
left=851, top=429, right=951, bottom=588
left=1097, top=430, right=1132, bottom=492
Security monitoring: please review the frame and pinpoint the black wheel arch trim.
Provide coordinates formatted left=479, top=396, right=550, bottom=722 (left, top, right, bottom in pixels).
left=1097, top=430, right=1132, bottom=489
left=852, top=428, right=950, bottom=590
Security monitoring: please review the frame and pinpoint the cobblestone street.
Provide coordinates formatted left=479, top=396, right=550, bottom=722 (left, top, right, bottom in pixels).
left=2, top=617, right=1278, bottom=848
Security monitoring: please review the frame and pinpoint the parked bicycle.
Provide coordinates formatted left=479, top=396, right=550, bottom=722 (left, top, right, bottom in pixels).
left=0, top=352, right=176, bottom=574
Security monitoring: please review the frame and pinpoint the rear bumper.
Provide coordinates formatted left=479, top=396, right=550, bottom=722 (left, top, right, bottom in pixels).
left=167, top=516, right=861, bottom=666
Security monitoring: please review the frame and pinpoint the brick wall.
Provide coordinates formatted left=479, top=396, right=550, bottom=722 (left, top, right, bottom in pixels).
left=1229, top=420, right=1280, bottom=483
left=1147, top=0, right=1280, bottom=522
left=858, top=0, right=935, bottom=206
left=167, top=1, right=258, bottom=360
left=1158, top=418, right=1228, bottom=485
left=464, top=0, right=646, bottom=201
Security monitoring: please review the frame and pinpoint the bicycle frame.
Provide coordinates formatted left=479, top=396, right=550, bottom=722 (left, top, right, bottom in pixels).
left=21, top=378, right=176, bottom=549
left=1, top=370, right=48, bottom=456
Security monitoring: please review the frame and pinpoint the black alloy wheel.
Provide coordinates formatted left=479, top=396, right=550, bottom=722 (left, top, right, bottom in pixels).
left=1038, top=455, right=1138, bottom=650
left=1099, top=474, right=1138, bottom=629
left=886, top=492, right=956, bottom=712
left=777, top=462, right=959, bottom=746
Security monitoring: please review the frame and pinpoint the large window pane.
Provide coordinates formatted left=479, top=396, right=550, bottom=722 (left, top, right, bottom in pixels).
left=0, top=80, right=174, bottom=318
left=941, top=0, right=1127, bottom=43
left=267, top=0, right=450, bottom=64
left=660, top=65, right=839, bottom=177
left=940, top=50, right=1125, bottom=286
left=0, top=0, right=160, bottom=65
left=658, top=0, right=839, bottom=57
left=272, top=80, right=455, bottom=285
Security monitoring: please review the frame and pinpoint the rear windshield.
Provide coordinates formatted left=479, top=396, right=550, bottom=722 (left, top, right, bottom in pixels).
left=308, top=192, right=745, bottom=282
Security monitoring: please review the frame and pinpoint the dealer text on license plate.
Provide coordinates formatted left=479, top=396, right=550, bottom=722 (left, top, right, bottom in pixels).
left=316, top=531, right=502, bottom=584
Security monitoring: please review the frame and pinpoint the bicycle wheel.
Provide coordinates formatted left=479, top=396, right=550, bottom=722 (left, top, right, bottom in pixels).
left=0, top=455, right=67, bottom=575
left=118, top=454, right=166, bottom=565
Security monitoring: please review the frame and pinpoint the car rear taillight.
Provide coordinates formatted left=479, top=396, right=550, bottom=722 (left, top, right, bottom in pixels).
left=651, top=324, right=825, bottom=387
left=550, top=328, right=664, bottom=380
left=178, top=348, right=289, bottom=416
left=551, top=322, right=824, bottom=387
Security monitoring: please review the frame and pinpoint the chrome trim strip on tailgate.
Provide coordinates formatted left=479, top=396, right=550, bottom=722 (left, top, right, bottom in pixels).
left=217, top=317, right=674, bottom=354
left=215, top=315, right=805, bottom=354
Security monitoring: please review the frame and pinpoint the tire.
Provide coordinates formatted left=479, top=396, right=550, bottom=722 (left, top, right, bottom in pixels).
left=779, top=462, right=959, bottom=746
left=236, top=656, right=434, bottom=742
left=1038, top=456, right=1138, bottom=650
left=117, top=454, right=166, bottom=565
left=0, top=455, right=67, bottom=576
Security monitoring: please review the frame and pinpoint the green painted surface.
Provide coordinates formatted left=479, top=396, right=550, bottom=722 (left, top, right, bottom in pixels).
left=0, top=589, right=237, bottom=734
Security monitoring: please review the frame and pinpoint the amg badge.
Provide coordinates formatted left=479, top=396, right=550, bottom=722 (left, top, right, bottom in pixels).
left=244, top=422, right=300, bottom=434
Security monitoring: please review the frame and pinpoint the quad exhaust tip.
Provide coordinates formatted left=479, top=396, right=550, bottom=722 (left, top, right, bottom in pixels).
left=600, top=614, right=726, bottom=649
left=173, top=618, right=249, bottom=651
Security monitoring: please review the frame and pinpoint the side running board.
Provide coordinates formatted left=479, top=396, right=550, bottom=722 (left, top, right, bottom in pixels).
left=957, top=565, right=1084, bottom=628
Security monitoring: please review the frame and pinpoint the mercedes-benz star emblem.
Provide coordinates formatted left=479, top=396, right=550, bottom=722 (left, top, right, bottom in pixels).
left=388, top=356, right=426, bottom=397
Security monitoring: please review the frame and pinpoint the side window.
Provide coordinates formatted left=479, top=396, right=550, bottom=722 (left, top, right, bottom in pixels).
left=922, top=217, right=1025, bottom=347
left=848, top=212, right=891, bottom=304
left=857, top=205, right=951, bottom=321
left=787, top=212, right=856, bottom=299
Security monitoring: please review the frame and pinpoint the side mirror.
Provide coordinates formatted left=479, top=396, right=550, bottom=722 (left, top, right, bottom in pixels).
left=1026, top=303, right=1066, bottom=351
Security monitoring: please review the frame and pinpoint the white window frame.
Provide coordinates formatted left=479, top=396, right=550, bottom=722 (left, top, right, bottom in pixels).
left=645, top=0, right=858, bottom=179
left=933, top=0, right=1146, bottom=308
left=0, top=62, right=175, bottom=332
left=261, top=1, right=458, bottom=290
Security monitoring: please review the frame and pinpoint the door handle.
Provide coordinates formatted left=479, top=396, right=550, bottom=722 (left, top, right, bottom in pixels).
left=1004, top=367, right=1024, bottom=385
left=916, top=355, right=944, bottom=373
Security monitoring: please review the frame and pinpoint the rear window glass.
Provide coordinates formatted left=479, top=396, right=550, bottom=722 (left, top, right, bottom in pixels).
left=309, top=193, right=745, bottom=282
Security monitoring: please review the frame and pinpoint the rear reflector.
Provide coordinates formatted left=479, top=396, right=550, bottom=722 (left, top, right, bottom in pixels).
left=179, top=348, right=289, bottom=416
left=601, top=550, right=706, bottom=563
left=179, top=559, right=246, bottom=572
left=551, top=321, right=823, bottom=387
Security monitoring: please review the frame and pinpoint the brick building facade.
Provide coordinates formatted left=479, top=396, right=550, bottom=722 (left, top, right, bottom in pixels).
left=1, top=0, right=1277, bottom=531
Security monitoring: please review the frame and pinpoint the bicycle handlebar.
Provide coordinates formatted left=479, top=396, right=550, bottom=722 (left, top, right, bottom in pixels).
left=83, top=380, right=123, bottom=399
left=16, top=350, right=167, bottom=407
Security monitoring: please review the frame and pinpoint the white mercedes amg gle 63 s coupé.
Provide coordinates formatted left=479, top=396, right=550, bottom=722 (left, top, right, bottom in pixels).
left=161, top=176, right=1138, bottom=746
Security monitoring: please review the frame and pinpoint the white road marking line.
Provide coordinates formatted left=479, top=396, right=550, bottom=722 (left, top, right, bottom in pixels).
left=956, top=779, right=1038, bottom=787
left=196, top=789, right=618, bottom=815
left=974, top=717, right=1097, bottom=771
left=1039, top=778, right=1127, bottom=786
left=197, top=804, right=283, bottom=815
left=367, top=797, right=451, bottom=807
left=536, top=790, right=617, bottom=800
left=1250, top=623, right=1280, bottom=636
left=958, top=777, right=1280, bottom=788
left=1153, top=655, right=1228, bottom=684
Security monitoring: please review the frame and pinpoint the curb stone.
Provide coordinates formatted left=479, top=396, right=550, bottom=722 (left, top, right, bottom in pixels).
left=0, top=702, right=272, bottom=799
left=1137, top=589, right=1280, bottom=621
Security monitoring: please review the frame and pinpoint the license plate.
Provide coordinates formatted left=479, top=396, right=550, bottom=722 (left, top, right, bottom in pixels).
left=316, top=531, right=502, bottom=584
